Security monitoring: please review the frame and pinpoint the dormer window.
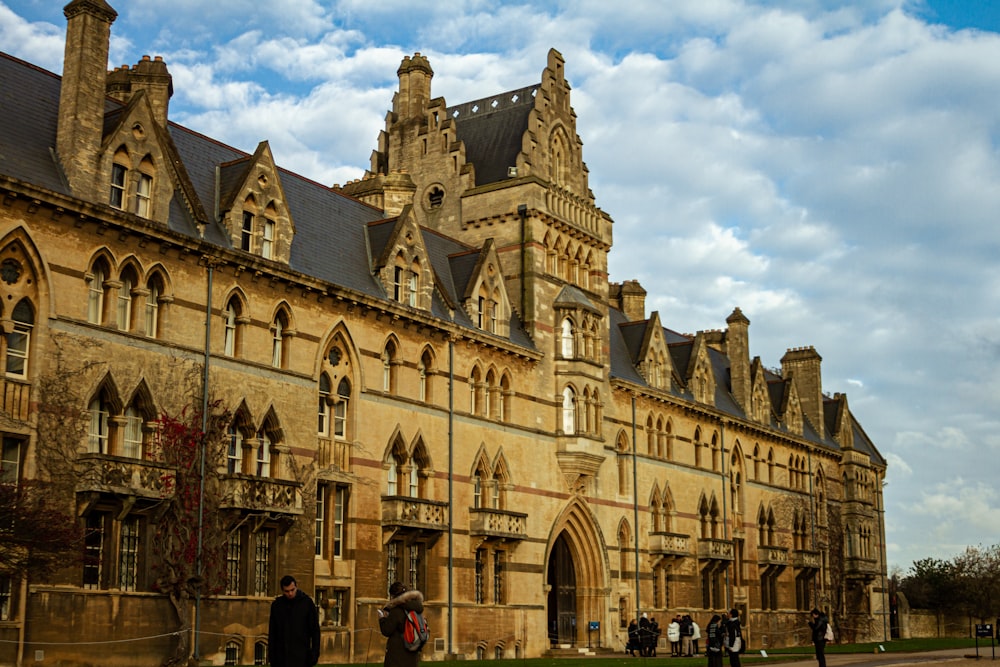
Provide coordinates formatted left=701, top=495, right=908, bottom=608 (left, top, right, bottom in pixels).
left=262, top=219, right=275, bottom=259
left=110, top=164, right=127, bottom=209
left=136, top=173, right=153, bottom=218
left=241, top=212, right=253, bottom=251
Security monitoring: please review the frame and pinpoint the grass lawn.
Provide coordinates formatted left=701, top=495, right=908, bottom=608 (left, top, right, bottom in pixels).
left=317, top=637, right=988, bottom=667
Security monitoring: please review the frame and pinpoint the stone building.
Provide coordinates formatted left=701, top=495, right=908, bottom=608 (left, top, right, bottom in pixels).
left=0, top=1, right=887, bottom=665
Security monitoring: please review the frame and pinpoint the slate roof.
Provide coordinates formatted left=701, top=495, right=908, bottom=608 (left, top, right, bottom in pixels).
left=448, top=85, right=537, bottom=186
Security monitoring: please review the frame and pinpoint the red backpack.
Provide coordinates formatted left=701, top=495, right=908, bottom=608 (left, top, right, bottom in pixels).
left=403, top=609, right=429, bottom=651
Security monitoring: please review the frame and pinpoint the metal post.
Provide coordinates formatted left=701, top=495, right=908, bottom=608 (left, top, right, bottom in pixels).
left=631, top=394, right=640, bottom=623
left=194, top=261, right=213, bottom=661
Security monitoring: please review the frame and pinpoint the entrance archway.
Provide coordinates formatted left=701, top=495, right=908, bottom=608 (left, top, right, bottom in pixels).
left=544, top=499, right=609, bottom=648
left=547, top=534, right=576, bottom=644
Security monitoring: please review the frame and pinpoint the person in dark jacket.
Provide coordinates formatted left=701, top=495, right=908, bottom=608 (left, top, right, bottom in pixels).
left=724, top=609, right=743, bottom=667
left=808, top=608, right=830, bottom=667
left=626, top=619, right=640, bottom=656
left=379, top=581, right=426, bottom=667
left=268, top=575, right=321, bottom=667
left=705, top=614, right=724, bottom=667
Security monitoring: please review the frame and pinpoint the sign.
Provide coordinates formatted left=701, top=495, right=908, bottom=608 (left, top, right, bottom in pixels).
left=589, top=621, right=600, bottom=631
left=976, top=624, right=993, bottom=638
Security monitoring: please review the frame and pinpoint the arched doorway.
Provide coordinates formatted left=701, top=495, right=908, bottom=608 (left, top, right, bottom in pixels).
left=547, top=533, right=577, bottom=645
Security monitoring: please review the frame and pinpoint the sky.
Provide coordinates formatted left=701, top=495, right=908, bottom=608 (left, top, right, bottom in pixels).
left=1, top=0, right=998, bottom=575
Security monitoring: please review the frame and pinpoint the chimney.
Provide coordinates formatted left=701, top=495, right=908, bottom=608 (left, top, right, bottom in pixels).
left=57, top=0, right=117, bottom=199
left=781, top=346, right=824, bottom=440
left=618, top=280, right=647, bottom=322
left=726, top=307, right=751, bottom=415
left=106, top=55, right=173, bottom=126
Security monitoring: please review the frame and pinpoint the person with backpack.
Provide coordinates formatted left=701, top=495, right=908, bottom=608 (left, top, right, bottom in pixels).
left=268, top=575, right=321, bottom=667
left=705, top=614, right=724, bottom=667
left=723, top=609, right=744, bottom=667
left=808, top=608, right=831, bottom=667
left=379, top=581, right=427, bottom=667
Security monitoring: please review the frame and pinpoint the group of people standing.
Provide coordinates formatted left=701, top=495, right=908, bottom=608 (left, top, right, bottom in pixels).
left=626, top=613, right=662, bottom=656
left=627, top=609, right=744, bottom=665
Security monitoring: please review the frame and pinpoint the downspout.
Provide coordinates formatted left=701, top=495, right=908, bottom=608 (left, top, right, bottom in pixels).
left=631, top=393, right=640, bottom=622
left=447, top=329, right=455, bottom=656
left=517, top=204, right=527, bottom=320
left=720, top=421, right=730, bottom=610
left=808, top=449, right=817, bottom=604
left=194, top=260, right=214, bottom=661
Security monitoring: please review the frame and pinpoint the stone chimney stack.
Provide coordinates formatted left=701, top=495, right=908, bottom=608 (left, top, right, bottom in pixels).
left=726, top=307, right=751, bottom=415
left=396, top=53, right=433, bottom=121
left=106, top=55, right=173, bottom=126
left=619, top=280, right=647, bottom=322
left=781, top=346, right=824, bottom=440
left=57, top=0, right=117, bottom=200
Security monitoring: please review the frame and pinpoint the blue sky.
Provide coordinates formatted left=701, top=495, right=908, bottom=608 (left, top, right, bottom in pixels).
left=2, top=0, right=999, bottom=575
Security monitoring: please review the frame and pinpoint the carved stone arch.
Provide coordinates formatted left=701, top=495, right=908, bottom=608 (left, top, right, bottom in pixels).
left=142, top=262, right=172, bottom=295
left=117, top=255, right=143, bottom=281
left=257, top=405, right=284, bottom=443
left=383, top=426, right=409, bottom=464
left=125, top=378, right=158, bottom=420
left=89, top=372, right=124, bottom=415
left=88, top=247, right=118, bottom=276
left=316, top=322, right=360, bottom=381
left=229, top=399, right=255, bottom=434
left=545, top=497, right=611, bottom=644
left=222, top=286, right=251, bottom=318
left=409, top=432, right=432, bottom=470
left=268, top=300, right=297, bottom=334
left=615, top=428, right=630, bottom=453
left=491, top=449, right=511, bottom=484
left=0, top=227, right=49, bottom=328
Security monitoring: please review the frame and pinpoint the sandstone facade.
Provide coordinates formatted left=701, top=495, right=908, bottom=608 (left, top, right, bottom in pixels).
left=0, top=2, right=887, bottom=665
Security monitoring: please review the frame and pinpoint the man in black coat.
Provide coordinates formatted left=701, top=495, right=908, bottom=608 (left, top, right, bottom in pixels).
left=808, top=608, right=830, bottom=667
left=724, top=609, right=743, bottom=667
left=269, top=575, right=321, bottom=667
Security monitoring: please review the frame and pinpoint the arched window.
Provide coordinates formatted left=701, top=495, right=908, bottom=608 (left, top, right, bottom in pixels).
left=408, top=260, right=420, bottom=307
left=109, top=149, right=129, bottom=209
left=382, top=341, right=397, bottom=393
left=560, top=318, right=574, bottom=358
left=5, top=299, right=33, bottom=378
left=87, top=261, right=109, bottom=324
left=561, top=386, right=576, bottom=434
left=469, top=366, right=482, bottom=415
left=498, top=373, right=511, bottom=423
left=123, top=404, right=144, bottom=459
left=485, top=369, right=496, bottom=419
left=618, top=522, right=631, bottom=576
left=271, top=311, right=289, bottom=368
left=117, top=268, right=136, bottom=331
left=88, top=392, right=112, bottom=454
left=136, top=156, right=154, bottom=218
left=256, top=430, right=272, bottom=477
left=318, top=373, right=331, bottom=436
left=227, top=423, right=245, bottom=474
left=223, top=297, right=242, bottom=357
left=334, top=378, right=350, bottom=439
left=418, top=350, right=433, bottom=402
left=224, top=639, right=240, bottom=665
left=144, top=273, right=163, bottom=337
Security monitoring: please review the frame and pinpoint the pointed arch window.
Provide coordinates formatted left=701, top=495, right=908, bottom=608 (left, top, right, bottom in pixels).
left=318, top=373, right=332, bottom=436
left=334, top=378, right=350, bottom=439
left=271, top=310, right=290, bottom=368
left=123, top=405, right=144, bottom=459
left=223, top=297, right=244, bottom=357
left=135, top=172, right=153, bottom=218
left=227, top=424, right=245, bottom=475
left=561, top=386, right=576, bottom=434
left=256, top=431, right=272, bottom=477
left=560, top=318, right=574, bottom=358
left=418, top=350, right=433, bottom=403
left=498, top=373, right=510, bottom=423
left=110, top=162, right=127, bottom=210
left=261, top=219, right=275, bottom=260
left=144, top=274, right=162, bottom=338
left=408, top=260, right=420, bottom=307
left=386, top=455, right=402, bottom=496
left=117, top=272, right=134, bottom=331
left=87, top=264, right=108, bottom=324
left=5, top=299, right=33, bottom=379
left=382, top=341, right=397, bottom=393
left=88, top=394, right=111, bottom=454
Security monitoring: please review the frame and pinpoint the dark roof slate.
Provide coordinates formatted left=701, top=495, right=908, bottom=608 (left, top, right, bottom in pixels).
left=449, top=85, right=536, bottom=186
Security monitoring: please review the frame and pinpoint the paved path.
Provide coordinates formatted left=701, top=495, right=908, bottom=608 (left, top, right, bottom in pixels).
left=762, top=648, right=996, bottom=667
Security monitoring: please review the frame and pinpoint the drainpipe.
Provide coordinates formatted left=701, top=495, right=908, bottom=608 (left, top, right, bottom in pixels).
left=720, top=421, right=730, bottom=610
left=194, top=260, right=214, bottom=661
left=631, top=393, right=640, bottom=622
left=447, top=330, right=455, bottom=656
left=517, top=205, right=527, bottom=320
